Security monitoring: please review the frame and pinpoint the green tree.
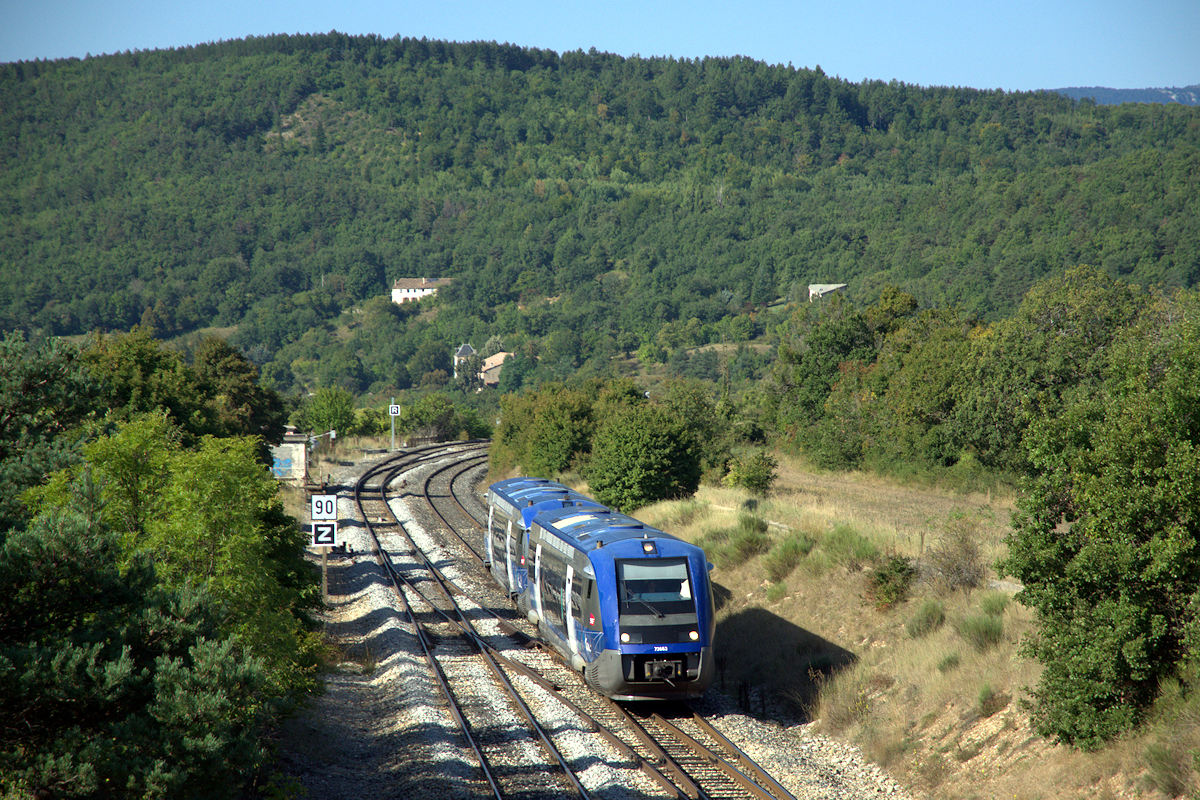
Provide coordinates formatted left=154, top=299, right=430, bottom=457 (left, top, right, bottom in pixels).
left=81, top=328, right=211, bottom=444
left=49, top=411, right=180, bottom=546
left=29, top=418, right=321, bottom=700
left=0, top=504, right=269, bottom=798
left=192, top=336, right=287, bottom=448
left=298, top=386, right=356, bottom=435
left=868, top=307, right=975, bottom=469
left=408, top=339, right=453, bottom=385
left=521, top=384, right=594, bottom=477
left=587, top=403, right=701, bottom=512
left=0, top=332, right=98, bottom=534
left=656, top=378, right=731, bottom=480
left=1000, top=288, right=1200, bottom=748
left=150, top=435, right=320, bottom=696
left=496, top=350, right=536, bottom=393
left=767, top=296, right=874, bottom=446
left=955, top=265, right=1146, bottom=473
left=396, top=392, right=490, bottom=441
left=453, top=351, right=484, bottom=393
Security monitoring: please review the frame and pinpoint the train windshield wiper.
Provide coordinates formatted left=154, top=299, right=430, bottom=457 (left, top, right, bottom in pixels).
left=627, top=595, right=665, bottom=618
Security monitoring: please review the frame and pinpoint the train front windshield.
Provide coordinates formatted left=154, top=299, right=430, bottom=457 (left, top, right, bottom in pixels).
left=617, top=559, right=694, bottom=617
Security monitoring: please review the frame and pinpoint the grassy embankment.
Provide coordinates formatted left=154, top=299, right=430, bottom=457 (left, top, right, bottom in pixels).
left=630, top=454, right=1185, bottom=800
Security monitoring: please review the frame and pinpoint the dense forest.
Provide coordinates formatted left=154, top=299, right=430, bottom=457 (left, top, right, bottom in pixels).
left=3, top=33, right=1199, bottom=395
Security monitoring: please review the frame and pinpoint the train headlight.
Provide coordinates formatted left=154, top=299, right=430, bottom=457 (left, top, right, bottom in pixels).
left=689, top=630, right=699, bottom=642
left=620, top=632, right=630, bottom=644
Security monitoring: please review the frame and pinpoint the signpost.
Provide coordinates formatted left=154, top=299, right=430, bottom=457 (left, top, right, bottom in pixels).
left=312, top=520, right=338, bottom=546
left=311, top=494, right=337, bottom=521
left=311, top=494, right=339, bottom=599
left=389, top=398, right=401, bottom=451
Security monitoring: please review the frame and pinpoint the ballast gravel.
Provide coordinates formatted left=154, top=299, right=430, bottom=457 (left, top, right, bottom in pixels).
left=269, top=454, right=917, bottom=799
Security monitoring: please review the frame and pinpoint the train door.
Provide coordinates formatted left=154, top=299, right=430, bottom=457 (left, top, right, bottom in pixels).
left=485, top=504, right=494, bottom=565
left=533, top=542, right=544, bottom=623
left=491, top=518, right=509, bottom=577
left=504, top=518, right=515, bottom=593
left=565, top=564, right=577, bottom=658
left=539, top=547, right=567, bottom=642
left=574, top=570, right=599, bottom=664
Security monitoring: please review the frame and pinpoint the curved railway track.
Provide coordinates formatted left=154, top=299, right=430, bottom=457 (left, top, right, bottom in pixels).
left=353, top=442, right=597, bottom=799
left=346, top=442, right=804, bottom=800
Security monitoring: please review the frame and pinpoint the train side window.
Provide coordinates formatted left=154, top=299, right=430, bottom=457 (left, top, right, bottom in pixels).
left=540, top=548, right=566, bottom=629
left=570, top=573, right=583, bottom=620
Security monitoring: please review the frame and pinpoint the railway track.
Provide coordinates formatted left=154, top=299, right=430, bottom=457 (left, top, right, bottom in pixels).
left=346, top=442, right=805, bottom=800
left=353, top=442, right=603, bottom=799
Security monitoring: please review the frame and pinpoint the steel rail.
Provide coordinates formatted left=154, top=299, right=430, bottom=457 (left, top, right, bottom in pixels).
left=419, top=453, right=491, bottom=563
left=651, top=713, right=794, bottom=800
left=363, top=447, right=593, bottom=800
left=351, top=445, right=502, bottom=799
left=689, top=713, right=800, bottom=800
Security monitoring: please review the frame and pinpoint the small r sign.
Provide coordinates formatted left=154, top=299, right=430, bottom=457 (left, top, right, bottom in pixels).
left=311, top=494, right=337, bottom=521
left=312, top=521, right=338, bottom=547
left=389, top=404, right=401, bottom=416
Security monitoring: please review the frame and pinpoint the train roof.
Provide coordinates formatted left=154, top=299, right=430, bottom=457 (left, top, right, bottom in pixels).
left=486, top=477, right=583, bottom=516
left=520, top=497, right=605, bottom=530
left=531, top=504, right=691, bottom=555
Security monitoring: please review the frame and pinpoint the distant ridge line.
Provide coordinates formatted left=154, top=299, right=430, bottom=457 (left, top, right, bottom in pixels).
left=1052, top=85, right=1200, bottom=105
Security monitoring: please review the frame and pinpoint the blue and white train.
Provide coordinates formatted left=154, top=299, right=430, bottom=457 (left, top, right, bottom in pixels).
left=486, top=477, right=716, bottom=701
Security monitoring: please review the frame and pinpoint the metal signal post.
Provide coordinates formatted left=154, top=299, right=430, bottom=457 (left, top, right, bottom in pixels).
left=389, top=398, right=400, bottom=451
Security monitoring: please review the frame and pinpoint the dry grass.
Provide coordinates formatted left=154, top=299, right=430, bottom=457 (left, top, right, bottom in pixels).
left=635, top=451, right=1161, bottom=800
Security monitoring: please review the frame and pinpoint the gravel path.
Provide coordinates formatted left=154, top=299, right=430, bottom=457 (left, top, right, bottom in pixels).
left=268, top=453, right=918, bottom=799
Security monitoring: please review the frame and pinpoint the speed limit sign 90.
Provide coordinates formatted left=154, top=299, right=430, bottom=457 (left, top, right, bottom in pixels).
left=311, top=494, right=337, bottom=521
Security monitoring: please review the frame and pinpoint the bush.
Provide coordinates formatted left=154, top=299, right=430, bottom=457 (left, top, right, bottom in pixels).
left=723, top=450, right=778, bottom=497
left=868, top=555, right=917, bottom=609
left=906, top=598, right=946, bottom=638
left=815, top=669, right=874, bottom=733
left=823, top=523, right=879, bottom=570
left=977, top=684, right=1010, bottom=717
left=702, top=513, right=771, bottom=568
left=1138, top=670, right=1200, bottom=797
left=922, top=514, right=986, bottom=594
left=664, top=498, right=707, bottom=528
left=938, top=653, right=961, bottom=672
left=1141, top=741, right=1192, bottom=798
left=764, top=530, right=816, bottom=582
left=956, top=613, right=1004, bottom=651
left=979, top=591, right=1010, bottom=617
left=0, top=512, right=270, bottom=798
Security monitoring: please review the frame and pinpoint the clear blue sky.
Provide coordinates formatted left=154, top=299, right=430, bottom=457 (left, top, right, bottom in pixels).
left=2, top=0, right=1197, bottom=91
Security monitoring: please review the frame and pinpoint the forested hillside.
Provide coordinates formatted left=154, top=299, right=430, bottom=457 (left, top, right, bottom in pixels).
left=3, top=33, right=1199, bottom=394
